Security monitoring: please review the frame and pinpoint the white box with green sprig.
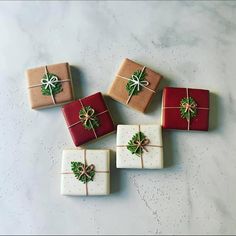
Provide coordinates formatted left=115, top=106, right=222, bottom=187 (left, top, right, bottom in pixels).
left=116, top=125, right=163, bottom=169
left=61, top=149, right=110, bottom=196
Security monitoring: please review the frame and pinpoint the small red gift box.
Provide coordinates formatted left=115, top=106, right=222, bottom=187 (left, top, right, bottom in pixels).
left=62, top=92, right=115, bottom=146
left=162, top=87, right=210, bottom=131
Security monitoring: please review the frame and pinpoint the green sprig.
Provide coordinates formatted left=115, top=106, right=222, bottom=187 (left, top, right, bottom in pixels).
left=41, top=73, right=62, bottom=96
left=79, top=106, right=99, bottom=130
left=126, top=69, right=147, bottom=96
left=71, top=162, right=95, bottom=184
left=180, top=97, right=197, bottom=120
left=127, top=132, right=146, bottom=157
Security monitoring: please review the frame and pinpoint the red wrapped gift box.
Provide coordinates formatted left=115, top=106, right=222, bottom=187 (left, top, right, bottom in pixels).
left=162, top=87, right=210, bottom=131
left=62, top=92, right=115, bottom=146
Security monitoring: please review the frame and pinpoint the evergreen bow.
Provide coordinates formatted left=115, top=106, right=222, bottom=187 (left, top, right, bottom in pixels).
left=41, top=73, right=62, bottom=96
left=79, top=106, right=99, bottom=130
left=126, top=68, right=149, bottom=96
left=127, top=132, right=150, bottom=156
left=71, top=162, right=95, bottom=184
left=180, top=97, right=197, bottom=121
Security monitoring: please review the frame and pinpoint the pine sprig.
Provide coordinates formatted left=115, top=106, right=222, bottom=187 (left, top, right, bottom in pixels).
left=71, top=162, right=95, bottom=184
left=180, top=97, right=197, bottom=120
left=79, top=106, right=100, bottom=130
left=127, top=132, right=146, bottom=157
left=126, top=69, right=147, bottom=96
left=41, top=73, right=62, bottom=96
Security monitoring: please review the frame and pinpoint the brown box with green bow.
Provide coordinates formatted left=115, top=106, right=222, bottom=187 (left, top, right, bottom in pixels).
left=108, top=58, right=162, bottom=112
left=26, top=62, right=74, bottom=109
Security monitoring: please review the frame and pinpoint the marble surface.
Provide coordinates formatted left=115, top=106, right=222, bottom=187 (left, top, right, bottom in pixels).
left=0, top=1, right=236, bottom=235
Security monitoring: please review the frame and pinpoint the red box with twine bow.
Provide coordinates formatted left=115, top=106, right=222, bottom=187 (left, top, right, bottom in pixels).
left=161, top=87, right=210, bottom=131
left=62, top=92, right=115, bottom=146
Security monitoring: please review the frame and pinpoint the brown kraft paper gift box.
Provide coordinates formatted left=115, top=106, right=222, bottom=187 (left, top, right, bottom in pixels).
left=108, top=58, right=162, bottom=113
left=26, top=62, right=74, bottom=109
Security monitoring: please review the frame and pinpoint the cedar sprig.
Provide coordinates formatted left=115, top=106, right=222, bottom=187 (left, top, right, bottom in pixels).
left=180, top=97, right=197, bottom=120
left=41, top=73, right=62, bottom=96
left=71, top=162, right=95, bottom=184
left=126, top=69, right=147, bottom=96
left=79, top=106, right=99, bottom=130
left=127, top=131, right=146, bottom=157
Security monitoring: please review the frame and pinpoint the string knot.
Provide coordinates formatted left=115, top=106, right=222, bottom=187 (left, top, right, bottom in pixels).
left=182, top=102, right=196, bottom=113
left=79, top=107, right=96, bottom=126
left=129, top=67, right=149, bottom=92
left=134, top=138, right=150, bottom=152
left=78, top=163, right=95, bottom=180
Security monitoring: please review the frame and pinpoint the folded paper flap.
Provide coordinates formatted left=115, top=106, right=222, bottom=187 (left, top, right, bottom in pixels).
left=117, top=125, right=162, bottom=146
left=62, top=149, right=110, bottom=173
left=163, top=87, right=209, bottom=108
left=80, top=92, right=108, bottom=114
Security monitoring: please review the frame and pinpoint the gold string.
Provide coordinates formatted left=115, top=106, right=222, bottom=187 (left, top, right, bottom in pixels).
left=68, top=100, right=109, bottom=139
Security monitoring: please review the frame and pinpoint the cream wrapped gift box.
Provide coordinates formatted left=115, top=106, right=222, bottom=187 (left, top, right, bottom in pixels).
left=61, top=149, right=110, bottom=196
left=116, top=125, right=163, bottom=169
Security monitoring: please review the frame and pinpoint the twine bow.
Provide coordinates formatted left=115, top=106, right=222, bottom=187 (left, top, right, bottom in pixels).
left=133, top=137, right=150, bottom=154
left=180, top=99, right=197, bottom=115
left=79, top=107, right=97, bottom=127
left=77, top=163, right=95, bottom=182
left=68, top=100, right=109, bottom=140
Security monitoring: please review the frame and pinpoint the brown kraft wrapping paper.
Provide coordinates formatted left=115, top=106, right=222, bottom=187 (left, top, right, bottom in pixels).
left=26, top=62, right=74, bottom=109
left=108, top=58, right=162, bottom=112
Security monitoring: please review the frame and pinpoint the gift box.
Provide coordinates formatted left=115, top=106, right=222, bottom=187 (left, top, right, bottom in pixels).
left=108, top=58, right=162, bottom=113
left=62, top=92, right=115, bottom=146
left=161, top=87, right=210, bottom=131
left=116, top=125, right=163, bottom=169
left=61, top=149, right=110, bottom=196
left=26, top=62, right=74, bottom=109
